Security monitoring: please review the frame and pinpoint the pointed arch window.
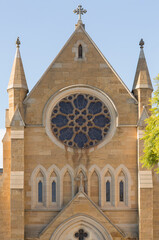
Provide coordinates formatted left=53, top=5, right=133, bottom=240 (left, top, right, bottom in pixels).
left=78, top=44, right=83, bottom=58
left=38, top=181, right=43, bottom=203
left=104, top=170, right=114, bottom=206
left=52, top=181, right=56, bottom=202
left=117, top=167, right=131, bottom=207
left=106, top=180, right=110, bottom=202
left=119, top=180, right=124, bottom=202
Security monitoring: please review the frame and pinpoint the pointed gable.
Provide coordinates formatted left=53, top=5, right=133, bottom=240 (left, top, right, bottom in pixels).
left=25, top=24, right=136, bottom=103
left=23, top=24, right=138, bottom=126
left=10, top=106, right=25, bottom=127
left=138, top=106, right=149, bottom=127
left=38, top=191, right=125, bottom=239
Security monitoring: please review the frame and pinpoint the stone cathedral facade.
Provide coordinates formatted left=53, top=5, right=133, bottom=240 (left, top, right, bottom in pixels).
left=0, top=7, right=159, bottom=240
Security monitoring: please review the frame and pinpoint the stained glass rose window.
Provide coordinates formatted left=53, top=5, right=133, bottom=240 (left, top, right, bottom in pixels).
left=51, top=94, right=111, bottom=149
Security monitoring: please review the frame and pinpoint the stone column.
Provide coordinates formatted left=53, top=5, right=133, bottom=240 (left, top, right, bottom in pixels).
left=10, top=123, right=24, bottom=240
left=138, top=128, right=153, bottom=240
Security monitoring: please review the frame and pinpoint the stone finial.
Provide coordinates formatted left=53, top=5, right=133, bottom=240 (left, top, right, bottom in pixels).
left=139, top=38, right=144, bottom=49
left=16, top=37, right=21, bottom=48
left=73, top=5, right=87, bottom=22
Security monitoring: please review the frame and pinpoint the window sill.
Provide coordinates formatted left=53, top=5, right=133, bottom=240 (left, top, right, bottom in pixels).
left=25, top=208, right=62, bottom=212
left=101, top=207, right=137, bottom=211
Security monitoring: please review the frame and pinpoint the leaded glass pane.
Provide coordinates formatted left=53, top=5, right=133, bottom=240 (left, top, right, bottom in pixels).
left=106, top=181, right=110, bottom=202
left=120, top=181, right=124, bottom=202
left=51, top=93, right=111, bottom=149
left=38, top=181, right=42, bottom=202
left=52, top=181, right=56, bottom=202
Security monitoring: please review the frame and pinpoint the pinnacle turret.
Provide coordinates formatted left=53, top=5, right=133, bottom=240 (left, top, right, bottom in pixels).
left=7, top=37, right=28, bottom=120
left=7, top=37, right=28, bottom=92
left=132, top=39, right=153, bottom=118
left=132, top=39, right=153, bottom=91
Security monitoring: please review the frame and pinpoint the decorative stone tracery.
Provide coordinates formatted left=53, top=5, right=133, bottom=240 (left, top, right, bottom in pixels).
left=44, top=85, right=117, bottom=152
left=51, top=93, right=111, bottom=149
left=75, top=229, right=88, bottom=240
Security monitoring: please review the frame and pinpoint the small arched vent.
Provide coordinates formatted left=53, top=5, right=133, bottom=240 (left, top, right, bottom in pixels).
left=78, top=44, right=83, bottom=58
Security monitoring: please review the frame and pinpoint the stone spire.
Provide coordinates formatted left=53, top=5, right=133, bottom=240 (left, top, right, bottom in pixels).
left=132, top=39, right=153, bottom=118
left=7, top=37, right=28, bottom=91
left=7, top=37, right=28, bottom=120
left=132, top=39, right=153, bottom=91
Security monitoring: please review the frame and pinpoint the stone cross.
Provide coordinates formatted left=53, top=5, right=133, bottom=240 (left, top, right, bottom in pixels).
left=73, top=5, right=87, bottom=21
left=75, top=229, right=88, bottom=240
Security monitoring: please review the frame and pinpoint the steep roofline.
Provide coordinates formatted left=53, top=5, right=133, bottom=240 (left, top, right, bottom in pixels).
left=24, top=24, right=137, bottom=104
left=24, top=26, right=83, bottom=103
left=81, top=26, right=138, bottom=103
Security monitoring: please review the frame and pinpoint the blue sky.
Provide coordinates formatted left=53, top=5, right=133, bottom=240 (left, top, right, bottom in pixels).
left=0, top=0, right=159, bottom=167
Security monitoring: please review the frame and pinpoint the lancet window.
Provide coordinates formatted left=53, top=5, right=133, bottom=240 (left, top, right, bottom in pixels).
left=38, top=181, right=43, bottom=202
left=36, top=170, right=45, bottom=206
left=106, top=180, right=110, bottom=202
left=52, top=181, right=56, bottom=202
left=49, top=170, right=58, bottom=206
left=119, top=180, right=124, bottom=202
left=104, top=170, right=113, bottom=205
left=117, top=170, right=127, bottom=205
left=78, top=44, right=83, bottom=58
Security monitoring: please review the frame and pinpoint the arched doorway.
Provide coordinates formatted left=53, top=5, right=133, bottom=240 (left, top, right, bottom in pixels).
left=50, top=215, right=112, bottom=240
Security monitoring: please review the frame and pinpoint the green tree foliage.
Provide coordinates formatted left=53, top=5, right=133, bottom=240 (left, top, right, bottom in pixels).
left=141, top=77, right=159, bottom=172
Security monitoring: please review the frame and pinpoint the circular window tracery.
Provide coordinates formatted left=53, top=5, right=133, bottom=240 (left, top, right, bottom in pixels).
left=50, top=93, right=111, bottom=149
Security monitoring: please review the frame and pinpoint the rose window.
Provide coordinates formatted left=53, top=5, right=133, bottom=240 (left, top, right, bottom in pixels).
left=51, top=94, right=111, bottom=149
